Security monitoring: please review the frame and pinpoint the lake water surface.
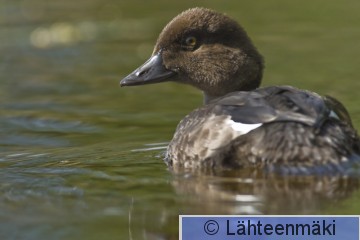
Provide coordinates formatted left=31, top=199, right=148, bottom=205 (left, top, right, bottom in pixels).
left=1, top=0, right=360, bottom=239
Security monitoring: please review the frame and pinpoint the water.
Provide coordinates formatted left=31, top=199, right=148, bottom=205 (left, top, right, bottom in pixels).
left=1, top=0, right=360, bottom=239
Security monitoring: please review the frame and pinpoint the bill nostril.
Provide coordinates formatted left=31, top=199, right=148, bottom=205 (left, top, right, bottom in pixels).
left=136, top=69, right=149, bottom=77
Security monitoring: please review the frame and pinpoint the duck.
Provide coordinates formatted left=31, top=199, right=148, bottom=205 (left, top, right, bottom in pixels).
left=120, top=7, right=360, bottom=173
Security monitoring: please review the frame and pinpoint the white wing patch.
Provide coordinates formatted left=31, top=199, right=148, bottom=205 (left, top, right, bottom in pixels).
left=329, top=110, right=340, bottom=120
left=225, top=119, right=262, bottom=135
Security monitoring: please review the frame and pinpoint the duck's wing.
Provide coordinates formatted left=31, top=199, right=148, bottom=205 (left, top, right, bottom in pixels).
left=166, top=86, right=359, bottom=169
left=212, top=86, right=341, bottom=128
left=323, top=94, right=353, bottom=127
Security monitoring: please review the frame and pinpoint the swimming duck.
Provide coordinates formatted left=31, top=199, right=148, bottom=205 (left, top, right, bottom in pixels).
left=120, top=8, right=360, bottom=173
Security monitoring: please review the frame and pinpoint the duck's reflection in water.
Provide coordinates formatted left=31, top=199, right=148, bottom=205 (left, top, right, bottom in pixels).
left=127, top=167, right=359, bottom=239
left=170, top=167, right=360, bottom=214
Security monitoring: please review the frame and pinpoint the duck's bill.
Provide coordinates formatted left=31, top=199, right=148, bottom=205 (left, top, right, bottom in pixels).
left=120, top=51, right=176, bottom=87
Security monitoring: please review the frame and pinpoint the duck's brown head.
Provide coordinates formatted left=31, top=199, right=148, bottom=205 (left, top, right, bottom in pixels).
left=120, top=7, right=264, bottom=103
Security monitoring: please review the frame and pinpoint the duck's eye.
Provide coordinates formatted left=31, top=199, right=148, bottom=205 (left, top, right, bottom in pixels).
left=185, top=36, right=197, bottom=47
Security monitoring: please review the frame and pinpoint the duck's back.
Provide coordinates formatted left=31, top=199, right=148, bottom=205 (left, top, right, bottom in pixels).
left=165, top=86, right=360, bottom=172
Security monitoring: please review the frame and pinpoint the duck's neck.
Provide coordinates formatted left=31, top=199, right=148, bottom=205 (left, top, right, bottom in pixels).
left=203, top=92, right=221, bottom=104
